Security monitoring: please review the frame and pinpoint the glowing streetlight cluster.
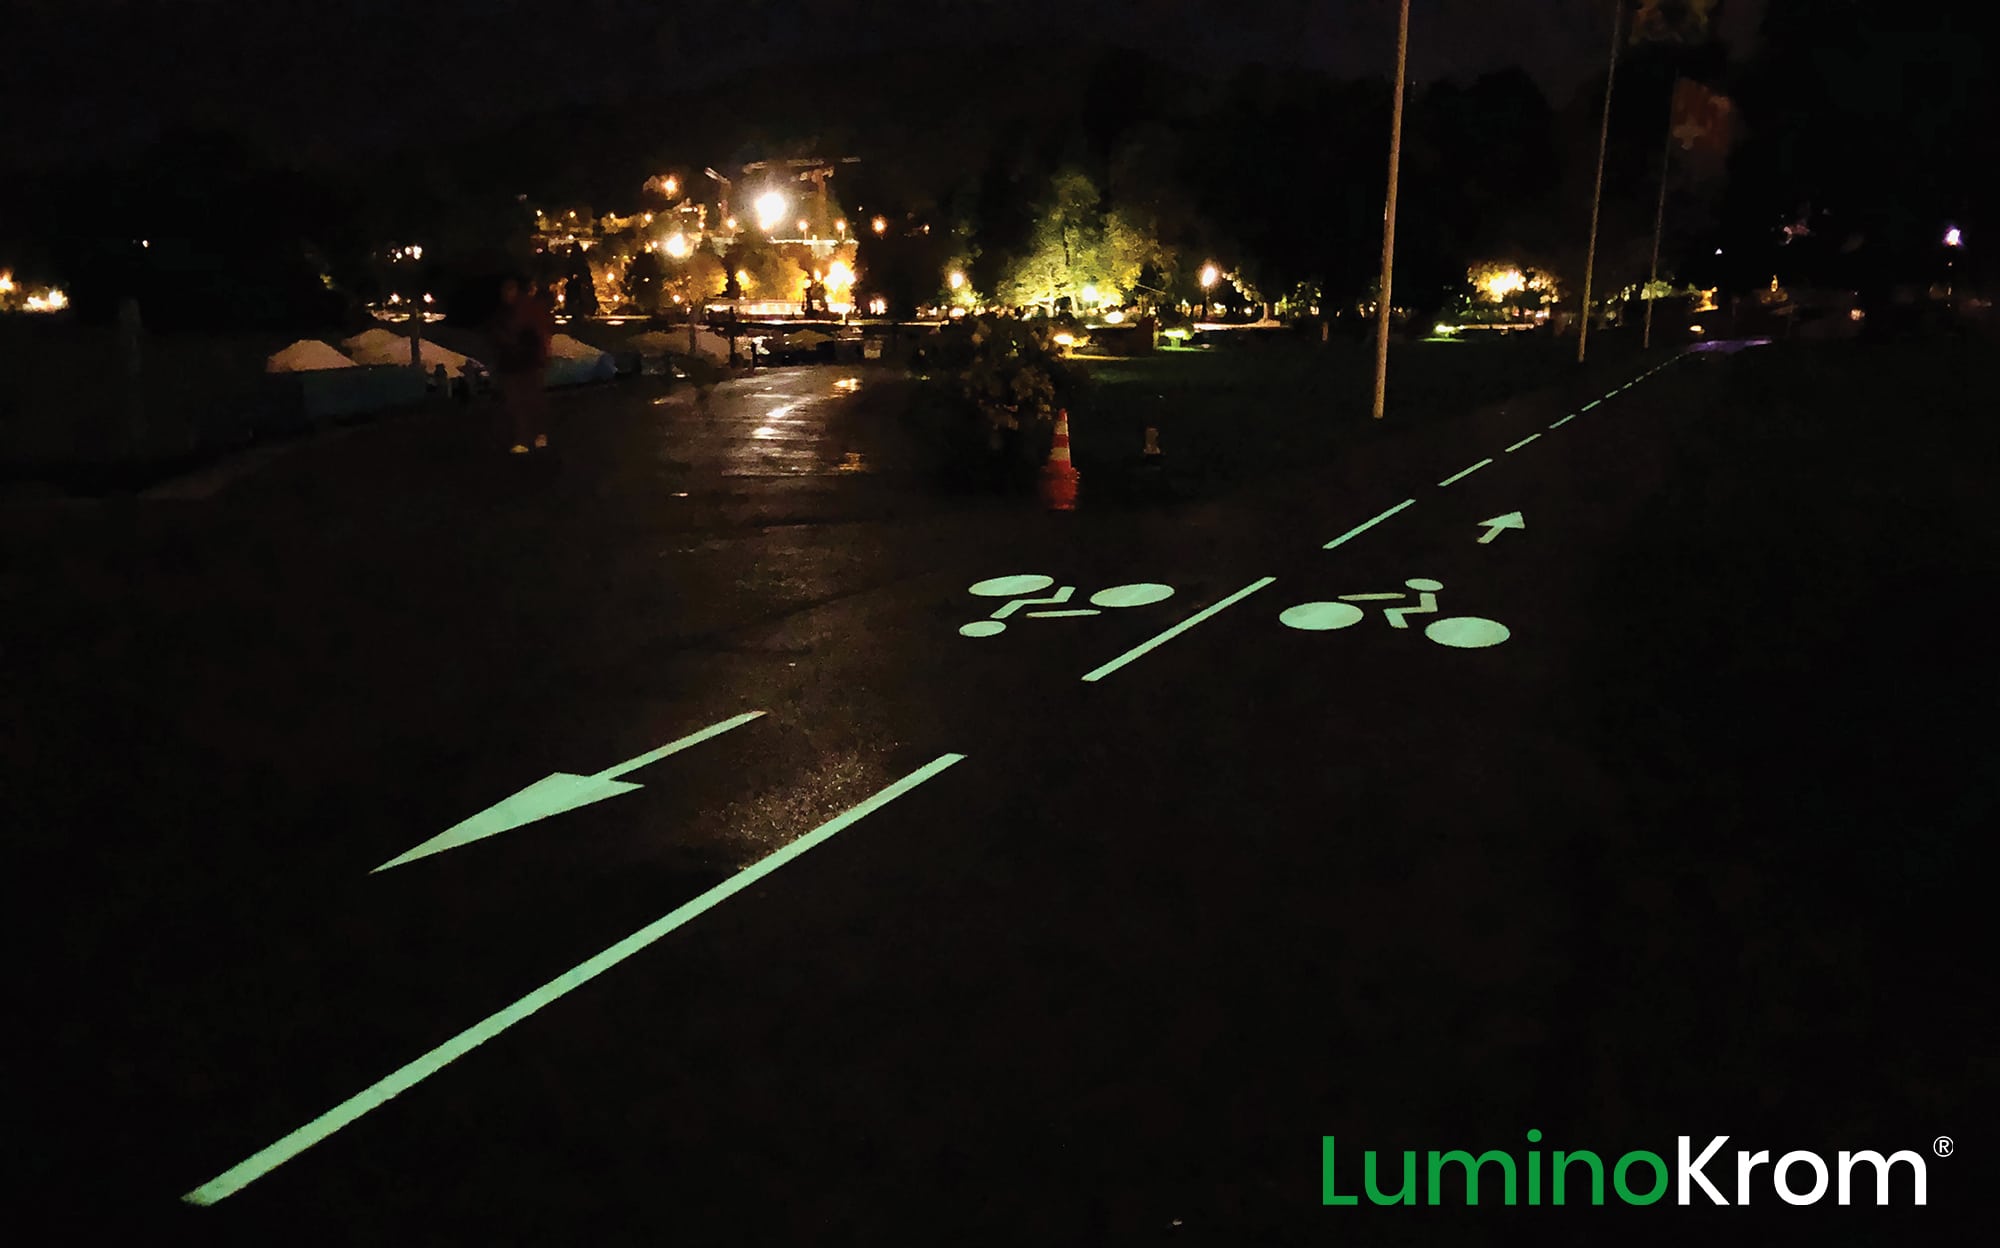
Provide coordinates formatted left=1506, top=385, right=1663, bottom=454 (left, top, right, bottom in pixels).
left=754, top=191, right=789, bottom=233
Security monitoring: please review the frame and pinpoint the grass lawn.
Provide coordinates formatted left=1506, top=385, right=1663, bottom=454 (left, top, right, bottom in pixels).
left=1066, top=332, right=1666, bottom=493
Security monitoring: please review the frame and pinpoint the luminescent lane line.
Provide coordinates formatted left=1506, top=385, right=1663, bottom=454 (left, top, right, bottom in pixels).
left=1504, top=433, right=1541, bottom=453
left=596, top=711, right=765, bottom=781
left=1437, top=458, right=1492, bottom=487
left=183, top=752, right=967, bottom=1207
left=1580, top=399, right=1601, bottom=411
left=1081, top=577, right=1276, bottom=682
left=1323, top=498, right=1416, bottom=550
left=1549, top=413, right=1578, bottom=428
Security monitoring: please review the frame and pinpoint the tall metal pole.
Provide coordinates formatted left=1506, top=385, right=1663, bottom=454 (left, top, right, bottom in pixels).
left=1578, top=0, right=1622, bottom=364
left=1371, top=0, right=1411, bottom=420
left=1643, top=83, right=1675, bottom=350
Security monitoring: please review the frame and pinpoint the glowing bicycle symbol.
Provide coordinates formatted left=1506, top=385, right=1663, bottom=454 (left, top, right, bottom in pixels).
left=1279, top=578, right=1510, bottom=648
left=959, top=574, right=1176, bottom=637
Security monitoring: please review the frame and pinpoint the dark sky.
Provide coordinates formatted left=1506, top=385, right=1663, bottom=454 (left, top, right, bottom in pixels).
left=3, top=0, right=1763, bottom=170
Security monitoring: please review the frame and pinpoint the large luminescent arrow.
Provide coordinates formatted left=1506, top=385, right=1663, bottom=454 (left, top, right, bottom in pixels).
left=371, top=711, right=765, bottom=873
left=1476, top=511, right=1526, bottom=544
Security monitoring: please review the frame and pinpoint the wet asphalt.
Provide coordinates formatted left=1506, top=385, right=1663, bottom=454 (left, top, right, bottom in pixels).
left=5, top=349, right=1990, bottom=1244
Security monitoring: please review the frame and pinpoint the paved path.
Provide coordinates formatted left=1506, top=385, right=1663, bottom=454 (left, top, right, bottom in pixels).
left=7, top=343, right=1990, bottom=1243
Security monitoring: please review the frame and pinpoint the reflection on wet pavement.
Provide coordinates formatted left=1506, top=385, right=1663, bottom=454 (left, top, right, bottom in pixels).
left=649, top=365, right=891, bottom=482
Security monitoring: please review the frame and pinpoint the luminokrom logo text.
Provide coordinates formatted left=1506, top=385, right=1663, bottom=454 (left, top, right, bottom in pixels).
left=1323, top=1132, right=1929, bottom=1207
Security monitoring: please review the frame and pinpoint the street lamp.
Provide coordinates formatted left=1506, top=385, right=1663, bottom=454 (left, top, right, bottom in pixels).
left=871, top=216, right=887, bottom=235
left=754, top=191, right=788, bottom=233
left=665, top=233, right=691, bottom=259
left=948, top=271, right=965, bottom=290
left=1200, top=263, right=1219, bottom=319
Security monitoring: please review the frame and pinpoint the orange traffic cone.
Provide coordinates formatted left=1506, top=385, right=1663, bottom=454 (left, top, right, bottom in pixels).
left=1040, top=408, right=1079, bottom=510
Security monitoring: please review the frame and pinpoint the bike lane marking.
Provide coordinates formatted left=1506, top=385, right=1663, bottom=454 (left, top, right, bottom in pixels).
left=1080, top=577, right=1278, bottom=682
left=183, top=752, right=968, bottom=1207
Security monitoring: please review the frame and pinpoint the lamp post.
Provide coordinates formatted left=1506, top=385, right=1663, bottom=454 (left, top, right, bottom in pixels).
left=1578, top=0, right=1622, bottom=364
left=1371, top=0, right=1411, bottom=420
left=1200, top=263, right=1219, bottom=321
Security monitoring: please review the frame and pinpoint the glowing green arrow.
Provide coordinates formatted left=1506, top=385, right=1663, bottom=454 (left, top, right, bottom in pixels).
left=1475, top=511, right=1525, bottom=544
left=371, top=711, right=764, bottom=872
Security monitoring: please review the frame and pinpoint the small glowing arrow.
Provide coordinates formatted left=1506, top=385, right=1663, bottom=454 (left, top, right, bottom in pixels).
left=371, top=711, right=764, bottom=872
left=1475, top=511, right=1525, bottom=544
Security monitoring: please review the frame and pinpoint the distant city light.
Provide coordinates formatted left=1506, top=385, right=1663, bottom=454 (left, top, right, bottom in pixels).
left=1480, top=267, right=1526, bottom=299
left=1053, top=332, right=1075, bottom=346
left=24, top=287, right=67, bottom=312
left=1944, top=226, right=1963, bottom=247
left=754, top=191, right=787, bottom=232
left=1102, top=309, right=1125, bottom=323
left=725, top=217, right=738, bottom=231
left=948, top=271, right=966, bottom=290
left=798, top=219, right=810, bottom=233
left=0, top=272, right=13, bottom=293
left=664, top=233, right=691, bottom=258
left=735, top=269, right=751, bottom=290
left=835, top=219, right=847, bottom=234
left=871, top=216, right=887, bottom=234
left=825, top=260, right=854, bottom=292
left=1200, top=263, right=1219, bottom=289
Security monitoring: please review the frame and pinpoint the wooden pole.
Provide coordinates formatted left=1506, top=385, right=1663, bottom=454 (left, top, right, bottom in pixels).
left=1370, top=0, right=1411, bottom=420
left=1578, top=0, right=1622, bottom=364
left=1643, top=81, right=1675, bottom=350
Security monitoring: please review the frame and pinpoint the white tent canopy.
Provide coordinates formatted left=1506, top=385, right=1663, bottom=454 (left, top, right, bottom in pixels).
left=266, top=339, right=357, bottom=373
left=341, top=328, right=479, bottom=378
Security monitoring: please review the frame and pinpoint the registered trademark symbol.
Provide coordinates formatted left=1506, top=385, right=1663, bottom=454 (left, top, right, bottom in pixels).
left=1933, top=1136, right=1954, bottom=1158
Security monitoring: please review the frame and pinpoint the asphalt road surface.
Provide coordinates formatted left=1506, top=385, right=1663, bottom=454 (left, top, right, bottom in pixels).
left=7, top=348, right=1990, bottom=1244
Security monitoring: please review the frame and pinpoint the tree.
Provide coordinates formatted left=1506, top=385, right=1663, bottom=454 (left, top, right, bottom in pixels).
left=999, top=168, right=1158, bottom=311
left=627, top=250, right=666, bottom=312
left=664, top=251, right=727, bottom=311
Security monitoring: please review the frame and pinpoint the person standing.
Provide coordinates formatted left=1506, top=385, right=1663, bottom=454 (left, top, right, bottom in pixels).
left=488, top=276, right=553, bottom=453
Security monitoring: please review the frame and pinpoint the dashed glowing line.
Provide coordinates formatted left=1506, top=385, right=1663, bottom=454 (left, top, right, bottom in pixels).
left=1081, top=577, right=1276, bottom=682
left=1549, top=413, right=1578, bottom=428
left=1504, top=433, right=1541, bottom=453
left=181, top=752, right=968, bottom=1207
left=1437, top=458, right=1492, bottom=487
left=1323, top=498, right=1416, bottom=550
left=1580, top=399, right=1601, bottom=411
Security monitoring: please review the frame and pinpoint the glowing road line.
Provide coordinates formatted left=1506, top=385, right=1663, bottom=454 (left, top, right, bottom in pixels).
left=1324, top=499, right=1415, bottom=550
left=373, top=712, right=766, bottom=872
left=184, top=752, right=967, bottom=1207
left=1437, top=458, right=1492, bottom=487
left=1022, top=609, right=1100, bottom=619
left=1580, top=399, right=1601, bottom=411
left=1604, top=391, right=1619, bottom=399
left=1338, top=593, right=1405, bottom=602
left=1504, top=433, right=1540, bottom=452
left=595, top=711, right=765, bottom=781
left=1081, top=577, right=1276, bottom=682
left=1549, top=413, right=1578, bottom=428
